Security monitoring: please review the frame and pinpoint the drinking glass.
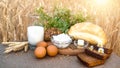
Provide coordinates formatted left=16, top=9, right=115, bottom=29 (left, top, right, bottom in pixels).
left=27, top=26, right=44, bottom=49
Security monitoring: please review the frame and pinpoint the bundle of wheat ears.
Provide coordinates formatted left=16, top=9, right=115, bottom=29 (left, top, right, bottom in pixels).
left=2, top=42, right=29, bottom=53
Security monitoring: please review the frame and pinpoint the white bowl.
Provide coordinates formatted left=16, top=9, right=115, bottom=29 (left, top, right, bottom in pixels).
left=51, top=36, right=72, bottom=48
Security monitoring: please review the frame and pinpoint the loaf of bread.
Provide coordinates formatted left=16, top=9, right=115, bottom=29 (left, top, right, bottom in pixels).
left=93, top=45, right=113, bottom=54
left=68, top=22, right=107, bottom=46
left=85, top=48, right=109, bottom=60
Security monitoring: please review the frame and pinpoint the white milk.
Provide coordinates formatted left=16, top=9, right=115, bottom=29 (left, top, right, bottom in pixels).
left=27, top=26, right=44, bottom=46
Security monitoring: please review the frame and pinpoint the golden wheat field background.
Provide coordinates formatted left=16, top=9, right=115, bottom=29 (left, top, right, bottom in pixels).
left=0, top=0, right=120, bottom=56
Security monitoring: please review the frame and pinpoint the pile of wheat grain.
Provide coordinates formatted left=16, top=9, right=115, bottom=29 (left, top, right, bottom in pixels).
left=0, top=0, right=120, bottom=56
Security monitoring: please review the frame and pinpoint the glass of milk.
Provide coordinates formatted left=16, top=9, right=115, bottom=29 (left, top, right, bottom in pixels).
left=27, top=26, right=44, bottom=49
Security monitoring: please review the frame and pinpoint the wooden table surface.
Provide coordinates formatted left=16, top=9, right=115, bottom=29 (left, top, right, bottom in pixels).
left=0, top=44, right=120, bottom=68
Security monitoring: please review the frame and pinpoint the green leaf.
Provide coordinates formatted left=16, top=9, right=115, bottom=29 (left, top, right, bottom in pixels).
left=35, top=6, right=89, bottom=33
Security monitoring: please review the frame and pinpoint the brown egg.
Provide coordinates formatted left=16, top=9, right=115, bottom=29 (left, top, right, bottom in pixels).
left=47, top=45, right=58, bottom=57
left=37, top=41, right=48, bottom=47
left=34, top=47, right=46, bottom=58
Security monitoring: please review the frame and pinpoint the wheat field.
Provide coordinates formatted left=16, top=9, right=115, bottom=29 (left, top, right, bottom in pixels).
left=0, top=0, right=120, bottom=56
